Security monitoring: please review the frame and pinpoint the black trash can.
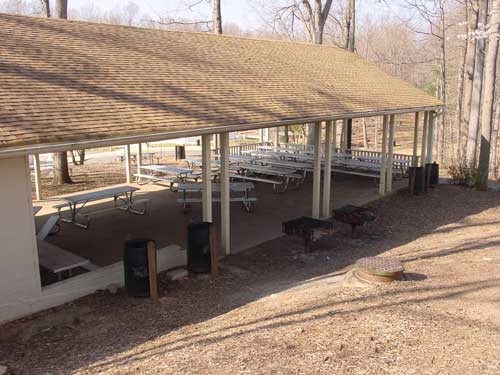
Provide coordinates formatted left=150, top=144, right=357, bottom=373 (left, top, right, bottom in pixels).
left=123, top=238, right=156, bottom=297
left=187, top=222, right=212, bottom=273
left=429, top=162, right=439, bottom=186
left=408, top=166, right=425, bottom=194
left=175, top=145, right=186, bottom=160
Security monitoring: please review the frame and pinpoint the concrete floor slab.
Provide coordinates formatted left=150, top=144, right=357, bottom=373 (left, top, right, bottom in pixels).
left=34, top=174, right=405, bottom=267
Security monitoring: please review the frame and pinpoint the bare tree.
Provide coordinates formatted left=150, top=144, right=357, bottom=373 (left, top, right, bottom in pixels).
left=54, top=0, right=66, bottom=19
left=477, top=0, right=500, bottom=187
left=459, top=0, right=478, bottom=155
left=466, top=0, right=488, bottom=165
left=213, top=0, right=222, bottom=34
left=41, top=0, right=49, bottom=17
left=52, top=0, right=72, bottom=185
left=491, top=100, right=500, bottom=177
left=344, top=0, right=355, bottom=51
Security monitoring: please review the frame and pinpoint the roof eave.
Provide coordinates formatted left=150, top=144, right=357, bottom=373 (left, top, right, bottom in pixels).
left=0, top=105, right=444, bottom=159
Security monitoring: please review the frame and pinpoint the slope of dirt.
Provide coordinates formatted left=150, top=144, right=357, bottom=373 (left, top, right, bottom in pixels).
left=2, top=185, right=500, bottom=375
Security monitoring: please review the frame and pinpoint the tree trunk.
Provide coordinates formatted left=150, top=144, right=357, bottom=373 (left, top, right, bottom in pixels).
left=362, top=118, right=368, bottom=148
left=466, top=0, right=488, bottom=166
left=344, top=0, right=356, bottom=51
left=52, top=152, right=72, bottom=185
left=42, top=0, right=50, bottom=18
left=76, top=149, right=85, bottom=165
left=491, top=102, right=500, bottom=177
left=438, top=5, right=447, bottom=162
left=55, top=0, right=67, bottom=19
left=462, top=0, right=479, bottom=155
left=212, top=0, right=222, bottom=34
left=477, top=0, right=500, bottom=187
left=50, top=0, right=73, bottom=185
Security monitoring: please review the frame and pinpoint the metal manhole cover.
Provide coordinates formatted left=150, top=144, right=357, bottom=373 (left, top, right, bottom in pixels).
left=355, top=257, right=404, bottom=282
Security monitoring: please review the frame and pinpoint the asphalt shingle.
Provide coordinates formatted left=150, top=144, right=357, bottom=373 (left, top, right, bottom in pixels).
left=0, top=13, right=442, bottom=151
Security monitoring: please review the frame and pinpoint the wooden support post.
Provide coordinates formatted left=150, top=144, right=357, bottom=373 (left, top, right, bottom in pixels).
left=332, top=120, right=337, bottom=153
left=220, top=132, right=230, bottom=255
left=284, top=126, right=289, bottom=143
left=210, top=224, right=218, bottom=275
left=386, top=115, right=396, bottom=193
left=411, top=113, right=420, bottom=167
left=322, top=121, right=333, bottom=218
left=125, top=144, right=132, bottom=184
left=202, top=134, right=212, bottom=223
left=427, top=111, right=435, bottom=163
left=33, top=154, right=42, bottom=201
left=312, top=122, right=322, bottom=219
left=147, top=241, right=158, bottom=303
left=259, top=128, right=264, bottom=143
left=275, top=127, right=280, bottom=146
left=421, top=112, right=429, bottom=167
left=379, top=116, right=389, bottom=195
left=137, top=143, right=142, bottom=173
left=346, top=118, right=353, bottom=150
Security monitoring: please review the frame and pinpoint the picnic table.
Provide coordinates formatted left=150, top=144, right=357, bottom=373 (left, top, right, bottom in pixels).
left=135, top=164, right=194, bottom=187
left=176, top=182, right=256, bottom=212
left=33, top=206, right=42, bottom=215
left=53, top=185, right=148, bottom=229
left=236, top=163, right=303, bottom=190
left=256, top=158, right=312, bottom=177
left=257, top=145, right=302, bottom=154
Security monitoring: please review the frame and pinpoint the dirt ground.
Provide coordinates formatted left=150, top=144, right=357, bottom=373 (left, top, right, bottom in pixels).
left=3, top=185, right=500, bottom=374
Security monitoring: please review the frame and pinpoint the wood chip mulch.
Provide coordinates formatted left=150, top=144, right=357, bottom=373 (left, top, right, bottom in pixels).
left=1, top=185, right=500, bottom=375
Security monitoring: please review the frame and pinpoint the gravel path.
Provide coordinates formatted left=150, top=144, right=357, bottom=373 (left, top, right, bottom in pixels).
left=2, top=185, right=500, bottom=374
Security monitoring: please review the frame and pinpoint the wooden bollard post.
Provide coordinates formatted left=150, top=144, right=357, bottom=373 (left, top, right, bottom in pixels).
left=210, top=224, right=218, bottom=275
left=147, top=241, right=158, bottom=303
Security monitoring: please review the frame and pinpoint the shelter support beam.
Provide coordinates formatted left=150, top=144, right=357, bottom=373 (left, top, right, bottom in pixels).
left=420, top=112, right=429, bottom=167
left=137, top=143, right=142, bottom=174
left=412, top=113, right=419, bottom=167
left=322, top=121, right=333, bottom=218
left=332, top=121, right=337, bottom=152
left=33, top=154, right=42, bottom=201
left=275, top=127, right=280, bottom=146
left=427, top=111, right=435, bottom=163
left=125, top=144, right=132, bottom=184
left=386, top=115, right=395, bottom=193
left=284, top=126, right=289, bottom=143
left=201, top=134, right=212, bottom=223
left=379, top=115, right=389, bottom=195
left=312, top=122, right=322, bottom=219
left=220, top=132, right=230, bottom=255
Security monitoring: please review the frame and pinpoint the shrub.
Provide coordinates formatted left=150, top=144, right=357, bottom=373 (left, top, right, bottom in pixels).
left=448, top=157, right=482, bottom=187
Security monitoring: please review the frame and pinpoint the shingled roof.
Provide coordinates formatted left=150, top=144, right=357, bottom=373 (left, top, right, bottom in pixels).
left=0, top=13, right=442, bottom=156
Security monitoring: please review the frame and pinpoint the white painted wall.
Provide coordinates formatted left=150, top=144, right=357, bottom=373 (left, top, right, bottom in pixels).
left=0, top=157, right=42, bottom=322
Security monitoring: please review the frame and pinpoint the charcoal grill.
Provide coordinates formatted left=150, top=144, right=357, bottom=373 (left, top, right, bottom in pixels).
left=333, top=205, right=377, bottom=236
left=282, top=216, right=334, bottom=251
